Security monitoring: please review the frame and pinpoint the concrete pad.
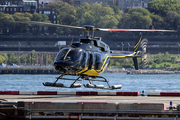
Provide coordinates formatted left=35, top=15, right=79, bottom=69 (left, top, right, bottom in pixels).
left=82, top=102, right=116, bottom=110
left=24, top=102, right=82, bottom=110
left=118, top=103, right=166, bottom=111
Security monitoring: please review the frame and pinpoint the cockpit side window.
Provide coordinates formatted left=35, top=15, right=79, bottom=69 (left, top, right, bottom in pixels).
left=55, top=48, right=69, bottom=61
left=65, top=49, right=83, bottom=62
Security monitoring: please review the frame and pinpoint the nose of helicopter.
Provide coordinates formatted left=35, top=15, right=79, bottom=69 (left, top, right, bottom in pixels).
left=53, top=60, right=78, bottom=73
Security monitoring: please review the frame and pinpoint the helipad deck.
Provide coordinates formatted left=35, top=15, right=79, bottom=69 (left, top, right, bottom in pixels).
left=1, top=91, right=180, bottom=119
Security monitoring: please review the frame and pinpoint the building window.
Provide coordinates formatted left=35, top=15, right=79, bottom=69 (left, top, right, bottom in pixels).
left=52, top=11, right=54, bottom=14
left=20, top=8, right=22, bottom=11
left=54, top=21, right=56, bottom=24
left=5, top=1, right=8, bottom=5
left=14, top=8, right=16, bottom=11
left=0, top=8, right=3, bottom=11
left=44, top=11, right=50, bottom=15
left=39, top=11, right=42, bottom=14
left=6, top=8, right=9, bottom=11
left=54, top=15, right=56, bottom=19
left=27, top=8, right=30, bottom=11
left=10, top=8, right=12, bottom=11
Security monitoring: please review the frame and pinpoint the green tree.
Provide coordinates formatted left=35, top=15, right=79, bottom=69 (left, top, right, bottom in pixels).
left=1, top=53, right=8, bottom=64
left=163, top=11, right=180, bottom=33
left=7, top=53, right=18, bottom=64
left=148, top=0, right=180, bottom=17
left=150, top=14, right=163, bottom=29
left=152, top=62, right=156, bottom=68
left=119, top=8, right=152, bottom=36
left=0, top=55, right=5, bottom=63
left=48, top=1, right=78, bottom=35
left=154, top=52, right=163, bottom=64
left=0, top=12, right=14, bottom=35
left=30, top=12, right=49, bottom=35
left=12, top=12, right=31, bottom=34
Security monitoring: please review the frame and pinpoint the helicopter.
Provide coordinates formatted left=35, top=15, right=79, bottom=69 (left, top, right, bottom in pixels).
left=13, top=21, right=176, bottom=90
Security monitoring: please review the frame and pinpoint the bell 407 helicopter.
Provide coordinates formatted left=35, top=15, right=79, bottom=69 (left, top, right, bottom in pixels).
left=14, top=21, right=175, bottom=90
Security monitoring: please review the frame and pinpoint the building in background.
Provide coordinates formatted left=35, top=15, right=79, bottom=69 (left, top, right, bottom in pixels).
left=118, top=0, right=153, bottom=12
left=0, top=0, right=57, bottom=24
left=0, top=0, right=39, bottom=14
left=39, top=7, right=57, bottom=24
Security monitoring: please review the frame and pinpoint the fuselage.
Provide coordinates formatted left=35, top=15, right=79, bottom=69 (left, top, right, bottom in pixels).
left=53, top=38, right=110, bottom=76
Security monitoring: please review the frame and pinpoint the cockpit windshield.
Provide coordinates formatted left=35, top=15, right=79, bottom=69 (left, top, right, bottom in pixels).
left=55, top=48, right=83, bottom=62
left=55, top=48, right=69, bottom=61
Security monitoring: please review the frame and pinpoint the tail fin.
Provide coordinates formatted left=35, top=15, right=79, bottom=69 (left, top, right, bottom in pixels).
left=133, top=57, right=139, bottom=70
left=132, top=33, right=142, bottom=70
left=133, top=33, right=142, bottom=52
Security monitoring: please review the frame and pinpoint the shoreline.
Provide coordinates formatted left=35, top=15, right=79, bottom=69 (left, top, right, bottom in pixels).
left=0, top=66, right=179, bottom=74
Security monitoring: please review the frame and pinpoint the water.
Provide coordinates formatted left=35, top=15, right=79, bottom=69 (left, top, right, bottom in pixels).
left=1, top=73, right=180, bottom=94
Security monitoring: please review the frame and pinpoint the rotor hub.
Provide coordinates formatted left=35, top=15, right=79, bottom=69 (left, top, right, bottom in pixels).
left=82, top=25, right=96, bottom=31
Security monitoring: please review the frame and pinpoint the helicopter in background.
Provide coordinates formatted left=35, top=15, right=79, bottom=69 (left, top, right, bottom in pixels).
left=13, top=21, right=176, bottom=90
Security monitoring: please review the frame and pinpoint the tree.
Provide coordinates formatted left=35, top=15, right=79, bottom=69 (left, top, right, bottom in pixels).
left=119, top=8, right=152, bottom=30
left=0, top=12, right=14, bottom=35
left=30, top=12, right=49, bottom=35
left=148, top=0, right=180, bottom=17
left=12, top=12, right=31, bottom=34
left=48, top=2, right=123, bottom=35
left=150, top=14, right=163, bottom=29
left=1, top=53, right=8, bottom=64
left=7, top=53, right=18, bottom=64
left=48, top=1, right=78, bottom=35
left=163, top=11, right=180, bottom=34
left=0, top=55, right=5, bottom=63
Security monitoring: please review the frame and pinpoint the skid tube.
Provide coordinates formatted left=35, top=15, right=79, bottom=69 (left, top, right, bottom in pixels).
left=43, top=74, right=122, bottom=90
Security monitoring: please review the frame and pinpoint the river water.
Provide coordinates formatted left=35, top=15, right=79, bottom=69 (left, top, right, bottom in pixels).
left=0, top=73, right=180, bottom=94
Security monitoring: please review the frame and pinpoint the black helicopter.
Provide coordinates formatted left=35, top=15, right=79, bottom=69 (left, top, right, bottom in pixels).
left=13, top=21, right=175, bottom=90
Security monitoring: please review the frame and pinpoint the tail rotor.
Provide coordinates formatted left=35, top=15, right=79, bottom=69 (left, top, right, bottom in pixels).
left=141, top=38, right=148, bottom=67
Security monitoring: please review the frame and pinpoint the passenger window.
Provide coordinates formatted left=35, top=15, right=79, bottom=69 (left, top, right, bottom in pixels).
left=88, top=53, right=93, bottom=70
left=80, top=52, right=87, bottom=69
left=95, top=53, right=102, bottom=70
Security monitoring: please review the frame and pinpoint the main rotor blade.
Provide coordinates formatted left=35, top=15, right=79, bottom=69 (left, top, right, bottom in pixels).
left=12, top=21, right=85, bottom=30
left=98, top=28, right=176, bottom=32
left=12, top=21, right=176, bottom=32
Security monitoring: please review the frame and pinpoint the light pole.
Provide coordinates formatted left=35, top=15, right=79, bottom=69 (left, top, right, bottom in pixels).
left=7, top=28, right=9, bottom=36
left=121, top=42, right=124, bottom=51
left=128, top=42, right=130, bottom=51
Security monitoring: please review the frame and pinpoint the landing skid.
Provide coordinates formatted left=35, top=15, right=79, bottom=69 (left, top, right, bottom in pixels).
left=43, top=74, right=122, bottom=90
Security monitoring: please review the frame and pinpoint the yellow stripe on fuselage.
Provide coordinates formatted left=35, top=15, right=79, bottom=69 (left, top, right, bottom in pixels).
left=76, top=52, right=136, bottom=76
